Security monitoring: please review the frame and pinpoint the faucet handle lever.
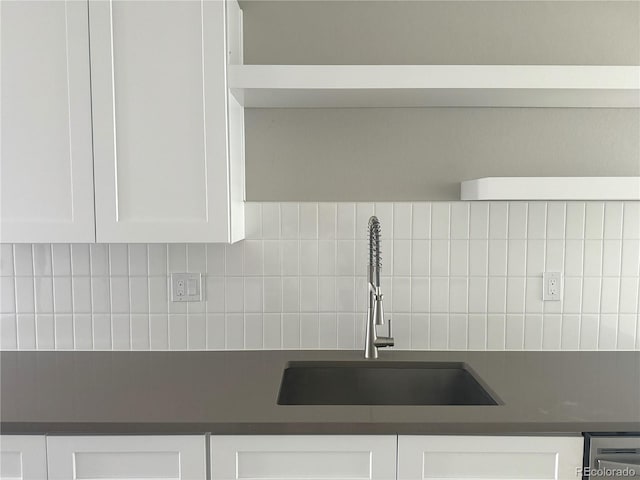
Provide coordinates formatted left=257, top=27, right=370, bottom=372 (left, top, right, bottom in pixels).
left=387, top=318, right=392, bottom=338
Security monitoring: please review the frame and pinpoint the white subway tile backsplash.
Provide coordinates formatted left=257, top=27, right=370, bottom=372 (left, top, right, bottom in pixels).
left=281, top=203, right=300, bottom=239
left=148, top=244, right=168, bottom=276
left=33, top=244, right=52, bottom=276
left=564, top=239, right=584, bottom=276
left=244, top=277, right=263, bottom=313
left=244, top=203, right=262, bottom=239
left=393, top=203, right=412, bottom=239
left=261, top=203, right=281, bottom=240
left=449, top=240, right=468, bottom=276
left=585, top=202, right=605, bottom=239
left=15, top=277, right=34, bottom=313
left=109, top=244, right=129, bottom=276
left=411, top=203, right=431, bottom=239
left=506, top=203, right=526, bottom=239
left=0, top=244, right=14, bottom=276
left=430, top=240, right=449, bottom=276
left=604, top=202, right=624, bottom=239
left=318, top=241, right=336, bottom=276
left=546, top=202, right=565, bottom=239
left=489, top=202, right=508, bottom=239
left=34, top=277, right=53, bottom=313
left=131, top=314, right=150, bottom=350
left=318, top=203, right=337, bottom=240
left=621, top=239, right=640, bottom=276
left=129, top=244, right=149, bottom=276
left=205, top=244, right=224, bottom=276
left=623, top=202, right=640, bottom=239
left=263, top=241, right=281, bottom=276
left=468, top=240, right=488, bottom=276
left=470, top=202, right=489, bottom=239
left=0, top=315, right=17, bottom=349
left=393, top=239, right=411, bottom=276
left=429, top=314, right=448, bottom=349
left=392, top=277, right=411, bottom=312
left=3, top=201, right=638, bottom=351
left=450, top=203, right=469, bottom=239
left=411, top=240, right=429, bottom=276
left=527, top=203, right=546, bottom=239
left=602, top=240, right=622, bottom=276
left=51, top=244, right=71, bottom=276
left=506, top=314, right=525, bottom=350
left=92, top=314, right=111, bottom=349
left=187, top=314, right=206, bottom=350
left=226, top=313, right=244, bottom=349
left=73, top=314, right=92, bottom=350
left=14, top=244, right=33, bottom=276
left=487, top=314, right=506, bottom=350
left=186, top=244, right=205, bottom=274
left=431, top=203, right=450, bottom=239
left=54, top=314, right=74, bottom=350
left=411, top=277, right=429, bottom=313
left=150, top=314, right=169, bottom=350
left=0, top=277, right=15, bottom=313
left=507, top=239, right=526, bottom=276
left=488, top=239, right=507, bottom=276
left=299, top=203, right=318, bottom=239
left=565, top=202, right=586, bottom=239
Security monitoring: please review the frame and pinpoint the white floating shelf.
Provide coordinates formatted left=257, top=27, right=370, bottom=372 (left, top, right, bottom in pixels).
left=461, top=177, right=640, bottom=201
left=228, top=65, right=640, bottom=108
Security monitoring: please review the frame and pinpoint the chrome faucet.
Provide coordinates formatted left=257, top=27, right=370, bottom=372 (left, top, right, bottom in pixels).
left=364, top=216, right=394, bottom=359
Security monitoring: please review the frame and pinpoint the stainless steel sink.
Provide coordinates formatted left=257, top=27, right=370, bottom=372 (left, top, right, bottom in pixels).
left=277, top=361, right=499, bottom=406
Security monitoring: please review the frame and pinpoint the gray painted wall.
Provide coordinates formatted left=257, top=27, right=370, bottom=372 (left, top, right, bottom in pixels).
left=241, top=1, right=640, bottom=201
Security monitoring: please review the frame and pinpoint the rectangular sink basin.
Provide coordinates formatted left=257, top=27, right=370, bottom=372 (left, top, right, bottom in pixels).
left=277, top=361, right=499, bottom=406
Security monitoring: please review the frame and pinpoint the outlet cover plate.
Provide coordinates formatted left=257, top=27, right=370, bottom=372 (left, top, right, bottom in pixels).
left=171, top=273, right=202, bottom=302
left=543, top=272, right=561, bottom=301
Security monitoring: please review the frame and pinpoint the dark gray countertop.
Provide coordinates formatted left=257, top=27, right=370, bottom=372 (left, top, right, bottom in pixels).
left=1, top=350, right=639, bottom=435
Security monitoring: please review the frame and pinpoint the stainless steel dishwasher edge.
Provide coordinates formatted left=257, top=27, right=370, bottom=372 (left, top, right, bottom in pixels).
left=584, top=433, right=640, bottom=479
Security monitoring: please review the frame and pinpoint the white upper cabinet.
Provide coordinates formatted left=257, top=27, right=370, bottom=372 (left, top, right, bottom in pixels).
left=0, top=0, right=95, bottom=243
left=90, top=0, right=244, bottom=243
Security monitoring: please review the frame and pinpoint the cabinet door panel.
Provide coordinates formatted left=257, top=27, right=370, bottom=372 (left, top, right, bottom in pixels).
left=90, top=0, right=237, bottom=243
left=398, top=435, right=584, bottom=480
left=46, top=435, right=206, bottom=480
left=0, top=0, right=94, bottom=242
left=211, top=435, right=397, bottom=480
left=0, top=436, right=47, bottom=480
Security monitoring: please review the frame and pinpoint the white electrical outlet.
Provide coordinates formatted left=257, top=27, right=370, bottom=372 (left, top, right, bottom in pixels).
left=171, top=273, right=202, bottom=302
left=543, top=272, right=561, bottom=301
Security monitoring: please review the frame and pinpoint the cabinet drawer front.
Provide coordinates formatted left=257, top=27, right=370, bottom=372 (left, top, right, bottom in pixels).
left=0, top=435, right=47, bottom=480
left=211, top=435, right=397, bottom=480
left=46, top=435, right=206, bottom=480
left=398, top=436, right=583, bottom=480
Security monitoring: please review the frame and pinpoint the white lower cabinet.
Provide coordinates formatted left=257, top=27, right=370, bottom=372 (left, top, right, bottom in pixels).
left=398, top=435, right=584, bottom=480
left=210, top=435, right=397, bottom=480
left=46, top=435, right=207, bottom=480
left=0, top=436, right=47, bottom=480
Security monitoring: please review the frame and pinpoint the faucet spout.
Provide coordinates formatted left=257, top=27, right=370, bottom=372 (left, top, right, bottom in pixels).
left=364, top=216, right=394, bottom=359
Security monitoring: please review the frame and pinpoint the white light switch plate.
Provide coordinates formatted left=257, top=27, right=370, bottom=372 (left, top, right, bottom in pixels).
left=543, top=272, right=561, bottom=301
left=171, top=273, right=202, bottom=302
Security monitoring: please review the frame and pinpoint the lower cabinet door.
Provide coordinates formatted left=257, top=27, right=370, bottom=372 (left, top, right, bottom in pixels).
left=0, top=436, right=47, bottom=480
left=46, top=435, right=206, bottom=480
left=211, top=435, right=397, bottom=480
left=398, top=435, right=584, bottom=480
